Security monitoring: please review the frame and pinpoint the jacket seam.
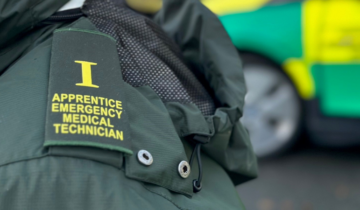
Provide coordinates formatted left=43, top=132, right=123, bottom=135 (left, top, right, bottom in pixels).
left=44, top=140, right=133, bottom=155
left=0, top=155, right=187, bottom=210
left=54, top=28, right=116, bottom=42
left=125, top=158, right=193, bottom=196
left=143, top=184, right=189, bottom=210
left=0, top=154, right=126, bottom=172
left=0, top=158, right=127, bottom=181
left=0, top=154, right=49, bottom=169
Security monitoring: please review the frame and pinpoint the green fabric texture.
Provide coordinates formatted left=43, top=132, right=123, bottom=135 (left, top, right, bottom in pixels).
left=153, top=0, right=247, bottom=110
left=0, top=38, right=53, bottom=167
left=144, top=139, right=246, bottom=210
left=153, top=0, right=258, bottom=185
left=49, top=146, right=124, bottom=169
left=0, top=0, right=69, bottom=74
left=165, top=102, right=212, bottom=137
left=46, top=141, right=133, bottom=155
left=124, top=85, right=194, bottom=196
left=0, top=155, right=244, bottom=210
left=0, top=0, right=256, bottom=209
left=0, top=23, right=63, bottom=74
left=0, top=0, right=68, bottom=48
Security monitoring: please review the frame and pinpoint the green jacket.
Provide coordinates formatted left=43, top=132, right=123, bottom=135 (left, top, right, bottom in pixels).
left=0, top=0, right=257, bottom=209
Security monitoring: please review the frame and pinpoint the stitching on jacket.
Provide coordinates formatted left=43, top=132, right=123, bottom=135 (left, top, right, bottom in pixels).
left=143, top=184, right=190, bottom=210
left=0, top=157, right=126, bottom=180
left=44, top=141, right=133, bottom=155
left=125, top=162, right=193, bottom=196
left=0, top=154, right=49, bottom=168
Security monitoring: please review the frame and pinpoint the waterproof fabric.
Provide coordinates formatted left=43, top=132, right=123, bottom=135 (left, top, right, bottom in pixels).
left=153, top=0, right=258, bottom=184
left=0, top=0, right=258, bottom=209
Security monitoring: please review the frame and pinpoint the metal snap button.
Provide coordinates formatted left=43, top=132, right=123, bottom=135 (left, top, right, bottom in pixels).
left=178, top=161, right=191, bottom=178
left=137, top=150, right=153, bottom=166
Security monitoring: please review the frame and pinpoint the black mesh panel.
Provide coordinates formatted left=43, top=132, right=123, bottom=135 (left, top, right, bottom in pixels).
left=82, top=0, right=215, bottom=115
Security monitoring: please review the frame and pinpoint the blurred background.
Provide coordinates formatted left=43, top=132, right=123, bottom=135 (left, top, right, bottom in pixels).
left=202, top=0, right=360, bottom=209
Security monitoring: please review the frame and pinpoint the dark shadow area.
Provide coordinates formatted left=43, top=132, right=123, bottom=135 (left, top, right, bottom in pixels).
left=237, top=138, right=360, bottom=210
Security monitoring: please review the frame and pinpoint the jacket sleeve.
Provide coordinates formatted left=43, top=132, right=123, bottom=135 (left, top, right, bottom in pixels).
left=153, top=0, right=258, bottom=185
left=0, top=0, right=68, bottom=48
